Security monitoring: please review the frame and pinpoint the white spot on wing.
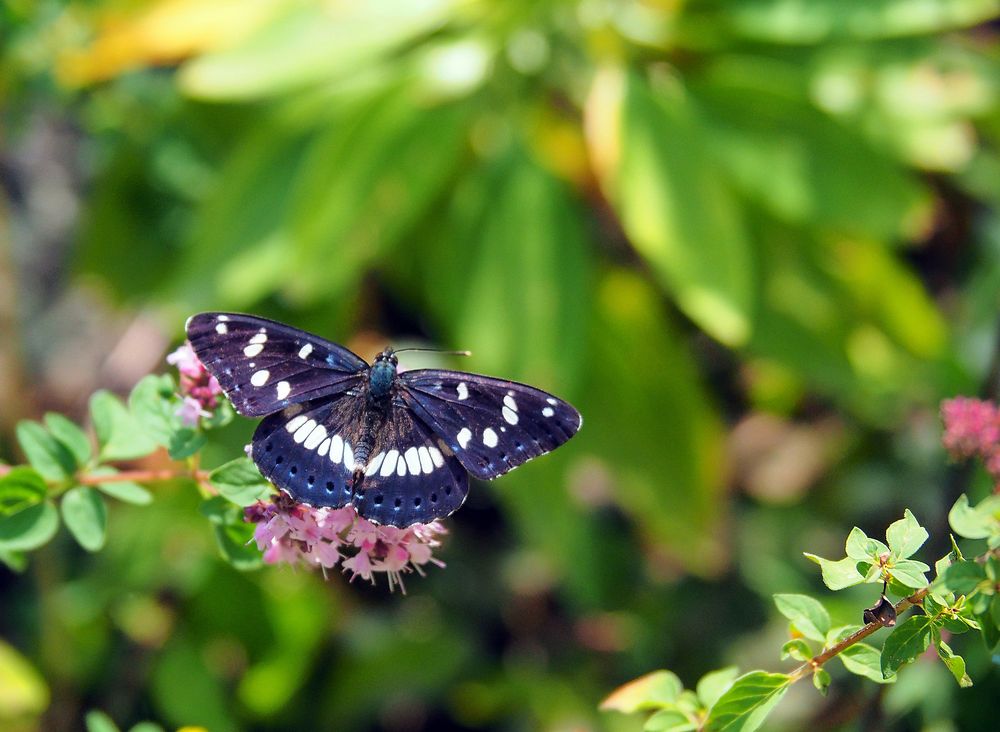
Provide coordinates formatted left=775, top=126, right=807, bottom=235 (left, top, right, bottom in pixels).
left=366, top=452, right=385, bottom=476
left=215, top=323, right=228, bottom=334
left=381, top=449, right=399, bottom=477
left=404, top=447, right=421, bottom=475
left=298, top=343, right=313, bottom=359
left=304, top=424, right=327, bottom=450
left=428, top=446, right=444, bottom=468
left=418, top=446, right=433, bottom=474
left=343, top=443, right=355, bottom=471
left=396, top=455, right=407, bottom=476
left=293, top=419, right=316, bottom=444
left=457, top=428, right=472, bottom=448
left=503, top=395, right=518, bottom=411
left=546, top=397, right=557, bottom=405
left=250, top=333, right=267, bottom=344
left=483, top=428, right=498, bottom=447
left=542, top=407, right=554, bottom=417
left=217, top=315, right=230, bottom=321
left=502, top=406, right=518, bottom=425
left=251, top=369, right=270, bottom=386
left=286, top=415, right=308, bottom=433
left=329, top=435, right=344, bottom=463
left=318, top=438, right=331, bottom=457
left=244, top=344, right=264, bottom=358
left=457, top=382, right=469, bottom=400
left=276, top=381, right=291, bottom=400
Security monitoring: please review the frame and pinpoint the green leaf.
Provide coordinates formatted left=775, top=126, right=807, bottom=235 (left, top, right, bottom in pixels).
left=128, top=374, right=179, bottom=446
left=840, top=642, right=894, bottom=683
left=780, top=639, right=812, bottom=662
left=979, top=597, right=1000, bottom=652
left=0, top=467, right=48, bottom=513
left=15, top=420, right=75, bottom=481
left=127, top=724, right=164, bottom=732
left=0, top=501, right=59, bottom=552
left=880, top=615, right=933, bottom=678
left=889, top=559, right=930, bottom=590
left=433, top=146, right=590, bottom=394
left=704, top=671, right=790, bottom=732
left=167, top=429, right=206, bottom=460
left=43, top=413, right=93, bottom=467
left=61, top=487, right=108, bottom=552
left=213, top=523, right=263, bottom=571
left=696, top=666, right=739, bottom=709
left=645, top=710, right=697, bottom=732
left=90, top=390, right=159, bottom=461
left=719, top=0, right=1000, bottom=43
left=209, top=458, right=273, bottom=507
left=941, top=560, right=987, bottom=595
left=0, top=548, right=27, bottom=572
left=95, top=479, right=153, bottom=506
left=593, top=70, right=753, bottom=346
left=199, top=496, right=244, bottom=525
left=811, top=667, right=831, bottom=696
left=803, top=553, right=864, bottom=590
left=935, top=639, right=973, bottom=687
left=0, top=638, right=50, bottom=718
left=773, top=594, right=831, bottom=641
left=846, top=527, right=887, bottom=561
left=949, top=494, right=1000, bottom=540
left=85, top=710, right=121, bottom=732
left=601, top=670, right=684, bottom=713
left=180, top=1, right=454, bottom=100
left=885, top=509, right=928, bottom=560
left=691, top=59, right=929, bottom=240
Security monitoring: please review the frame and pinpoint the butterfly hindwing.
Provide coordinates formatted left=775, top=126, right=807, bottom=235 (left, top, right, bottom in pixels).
left=251, top=395, right=469, bottom=527
left=400, top=370, right=582, bottom=480
left=349, top=405, right=469, bottom=527
left=251, top=396, right=363, bottom=510
left=186, top=312, right=367, bottom=417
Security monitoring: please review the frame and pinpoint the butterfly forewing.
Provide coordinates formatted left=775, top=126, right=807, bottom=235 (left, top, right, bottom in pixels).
left=187, top=312, right=367, bottom=417
left=349, top=406, right=469, bottom=526
left=400, top=370, right=582, bottom=480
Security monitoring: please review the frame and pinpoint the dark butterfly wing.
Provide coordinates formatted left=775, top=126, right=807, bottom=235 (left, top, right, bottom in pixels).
left=350, top=406, right=468, bottom=526
left=400, top=370, right=582, bottom=480
left=251, top=397, right=362, bottom=510
left=186, top=312, right=368, bottom=417
left=252, top=396, right=468, bottom=527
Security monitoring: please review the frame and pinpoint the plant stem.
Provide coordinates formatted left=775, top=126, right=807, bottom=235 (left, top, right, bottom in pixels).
left=787, top=588, right=930, bottom=683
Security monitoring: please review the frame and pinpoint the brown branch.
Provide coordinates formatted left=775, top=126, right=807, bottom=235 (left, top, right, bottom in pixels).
left=787, top=588, right=930, bottom=683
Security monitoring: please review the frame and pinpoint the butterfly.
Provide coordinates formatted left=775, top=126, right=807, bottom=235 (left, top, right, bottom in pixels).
left=186, top=313, right=582, bottom=527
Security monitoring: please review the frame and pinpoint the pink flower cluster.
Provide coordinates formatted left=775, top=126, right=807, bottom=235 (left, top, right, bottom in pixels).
left=167, top=342, right=224, bottom=427
left=245, top=493, right=447, bottom=592
left=941, top=397, right=1000, bottom=483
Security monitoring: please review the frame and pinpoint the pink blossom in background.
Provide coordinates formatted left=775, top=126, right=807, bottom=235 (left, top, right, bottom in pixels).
left=245, top=493, right=447, bottom=592
left=941, top=397, right=1000, bottom=488
left=166, top=341, right=224, bottom=425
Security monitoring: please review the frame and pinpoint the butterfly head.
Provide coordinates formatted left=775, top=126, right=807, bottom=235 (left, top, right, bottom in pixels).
left=369, top=348, right=398, bottom=399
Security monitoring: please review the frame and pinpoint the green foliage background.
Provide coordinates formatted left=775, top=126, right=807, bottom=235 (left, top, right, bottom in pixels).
left=2, top=0, right=1000, bottom=730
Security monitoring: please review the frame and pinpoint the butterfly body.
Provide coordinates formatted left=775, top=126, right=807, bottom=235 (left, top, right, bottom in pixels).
left=186, top=313, right=581, bottom=526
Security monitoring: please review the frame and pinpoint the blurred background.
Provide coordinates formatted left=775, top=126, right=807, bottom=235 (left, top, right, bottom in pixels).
left=2, top=1, right=1000, bottom=730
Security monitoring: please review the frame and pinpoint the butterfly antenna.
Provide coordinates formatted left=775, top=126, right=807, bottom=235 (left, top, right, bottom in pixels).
left=393, top=347, right=472, bottom=357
